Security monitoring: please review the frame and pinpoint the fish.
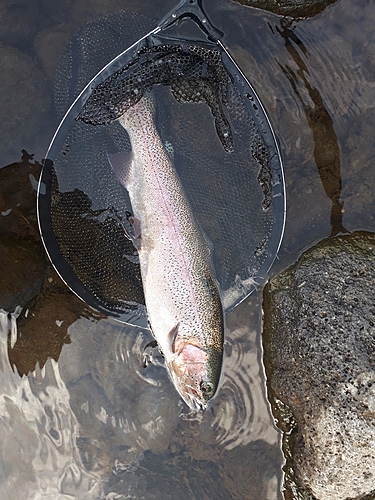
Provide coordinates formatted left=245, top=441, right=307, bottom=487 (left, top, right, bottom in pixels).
left=108, top=93, right=224, bottom=410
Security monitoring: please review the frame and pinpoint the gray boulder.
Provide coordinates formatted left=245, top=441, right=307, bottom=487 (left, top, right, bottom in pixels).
left=231, top=0, right=338, bottom=18
left=263, top=232, right=375, bottom=500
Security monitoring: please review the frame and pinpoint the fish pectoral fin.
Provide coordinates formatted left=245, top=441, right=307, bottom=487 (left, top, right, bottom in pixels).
left=167, top=323, right=180, bottom=355
left=143, top=340, right=159, bottom=368
left=107, top=151, right=133, bottom=188
left=168, top=328, right=203, bottom=358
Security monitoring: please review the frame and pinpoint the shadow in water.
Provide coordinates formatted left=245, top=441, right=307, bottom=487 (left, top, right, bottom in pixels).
left=0, top=150, right=93, bottom=376
left=274, top=18, right=348, bottom=237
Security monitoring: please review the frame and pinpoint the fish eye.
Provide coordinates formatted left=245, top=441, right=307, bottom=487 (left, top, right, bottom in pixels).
left=200, top=381, right=214, bottom=396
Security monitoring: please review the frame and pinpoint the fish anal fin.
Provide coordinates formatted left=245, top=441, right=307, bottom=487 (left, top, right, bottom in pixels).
left=107, top=151, right=133, bottom=188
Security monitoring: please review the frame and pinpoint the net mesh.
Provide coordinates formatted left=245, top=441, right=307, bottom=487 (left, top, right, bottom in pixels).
left=78, top=43, right=234, bottom=152
left=44, top=10, right=283, bottom=323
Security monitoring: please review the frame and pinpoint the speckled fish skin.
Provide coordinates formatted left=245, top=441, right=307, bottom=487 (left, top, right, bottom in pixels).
left=117, top=94, right=224, bottom=410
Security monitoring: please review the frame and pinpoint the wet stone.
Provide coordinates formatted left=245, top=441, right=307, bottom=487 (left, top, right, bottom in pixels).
left=0, top=153, right=45, bottom=311
left=0, top=152, right=88, bottom=373
left=0, top=0, right=39, bottom=50
left=0, top=46, right=52, bottom=165
left=231, top=0, right=338, bottom=18
left=34, top=25, right=74, bottom=82
left=263, top=232, right=375, bottom=500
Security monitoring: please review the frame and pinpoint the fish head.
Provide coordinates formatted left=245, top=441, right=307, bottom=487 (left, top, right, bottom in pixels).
left=167, top=340, right=222, bottom=411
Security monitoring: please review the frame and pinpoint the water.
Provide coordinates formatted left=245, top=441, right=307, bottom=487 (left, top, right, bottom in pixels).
left=0, top=0, right=374, bottom=498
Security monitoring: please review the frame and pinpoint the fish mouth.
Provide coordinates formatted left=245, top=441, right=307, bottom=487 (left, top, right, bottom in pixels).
left=167, top=342, right=215, bottom=411
left=179, top=388, right=208, bottom=411
left=181, top=387, right=208, bottom=411
left=168, top=366, right=210, bottom=411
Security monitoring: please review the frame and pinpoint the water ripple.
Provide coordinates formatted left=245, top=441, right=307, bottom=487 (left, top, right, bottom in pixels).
left=0, top=309, right=102, bottom=499
left=59, top=318, right=181, bottom=470
left=213, top=328, right=278, bottom=450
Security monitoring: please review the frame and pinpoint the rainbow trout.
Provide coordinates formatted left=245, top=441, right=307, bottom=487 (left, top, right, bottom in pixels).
left=110, top=94, right=224, bottom=410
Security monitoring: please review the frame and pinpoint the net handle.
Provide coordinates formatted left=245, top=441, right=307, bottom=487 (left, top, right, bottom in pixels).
left=157, top=0, right=223, bottom=42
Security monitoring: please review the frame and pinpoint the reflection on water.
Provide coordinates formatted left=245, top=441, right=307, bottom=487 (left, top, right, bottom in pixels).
left=218, top=0, right=375, bottom=267
left=0, top=311, right=101, bottom=499
left=214, top=316, right=279, bottom=451
left=60, top=294, right=281, bottom=497
left=274, top=18, right=347, bottom=236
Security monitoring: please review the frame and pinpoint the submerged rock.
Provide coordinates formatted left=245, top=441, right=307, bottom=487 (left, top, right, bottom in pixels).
left=263, top=232, right=375, bottom=500
left=0, top=0, right=39, bottom=49
left=0, top=46, right=52, bottom=165
left=231, top=0, right=338, bottom=18
left=0, top=153, right=45, bottom=312
left=0, top=152, right=87, bottom=375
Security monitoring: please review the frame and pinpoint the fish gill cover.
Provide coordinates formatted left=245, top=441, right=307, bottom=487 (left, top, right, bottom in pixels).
left=38, top=7, right=285, bottom=328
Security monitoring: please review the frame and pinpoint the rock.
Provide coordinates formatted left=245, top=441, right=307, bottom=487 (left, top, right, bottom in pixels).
left=0, top=152, right=88, bottom=374
left=0, top=236, right=44, bottom=312
left=0, top=47, right=52, bottom=165
left=70, top=0, right=161, bottom=30
left=0, top=153, right=45, bottom=311
left=110, top=439, right=281, bottom=500
left=0, top=152, right=41, bottom=240
left=37, top=0, right=72, bottom=23
left=263, top=232, right=375, bottom=499
left=231, top=0, right=338, bottom=18
left=34, top=24, right=75, bottom=82
left=0, top=0, right=39, bottom=49
left=8, top=264, right=88, bottom=376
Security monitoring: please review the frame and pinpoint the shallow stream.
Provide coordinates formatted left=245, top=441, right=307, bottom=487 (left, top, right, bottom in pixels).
left=0, top=0, right=374, bottom=498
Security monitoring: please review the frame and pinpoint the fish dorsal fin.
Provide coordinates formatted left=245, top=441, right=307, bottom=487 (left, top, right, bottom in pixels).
left=107, top=151, right=133, bottom=189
